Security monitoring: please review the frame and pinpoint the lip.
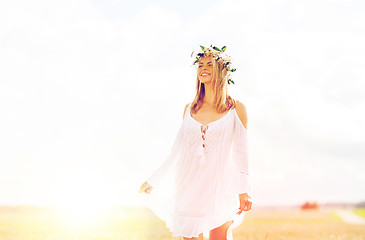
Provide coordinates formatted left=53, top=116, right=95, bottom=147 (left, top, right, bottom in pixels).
left=200, top=72, right=211, bottom=77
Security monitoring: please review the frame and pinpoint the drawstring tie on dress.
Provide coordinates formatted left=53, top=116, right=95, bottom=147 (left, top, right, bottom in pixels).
left=197, top=125, right=208, bottom=167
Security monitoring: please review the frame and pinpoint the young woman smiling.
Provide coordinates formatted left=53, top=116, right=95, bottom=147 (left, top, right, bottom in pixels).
left=140, top=45, right=252, bottom=240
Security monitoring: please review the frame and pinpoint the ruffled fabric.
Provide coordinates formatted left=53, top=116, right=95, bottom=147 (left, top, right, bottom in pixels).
left=166, top=209, right=244, bottom=239
left=146, top=104, right=250, bottom=239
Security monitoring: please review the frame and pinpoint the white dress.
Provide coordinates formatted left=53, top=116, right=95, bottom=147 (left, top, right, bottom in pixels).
left=146, top=104, right=250, bottom=239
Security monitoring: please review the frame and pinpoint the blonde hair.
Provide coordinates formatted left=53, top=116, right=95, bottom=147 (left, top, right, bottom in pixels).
left=191, top=55, right=236, bottom=114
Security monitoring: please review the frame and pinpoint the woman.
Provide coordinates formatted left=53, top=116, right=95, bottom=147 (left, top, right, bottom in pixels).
left=139, top=45, right=252, bottom=240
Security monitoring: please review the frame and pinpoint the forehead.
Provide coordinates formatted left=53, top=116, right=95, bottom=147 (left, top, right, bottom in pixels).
left=199, top=55, right=213, bottom=64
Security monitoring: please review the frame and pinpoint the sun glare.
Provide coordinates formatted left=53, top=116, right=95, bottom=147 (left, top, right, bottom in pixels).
left=52, top=171, right=116, bottom=229
left=58, top=202, right=109, bottom=228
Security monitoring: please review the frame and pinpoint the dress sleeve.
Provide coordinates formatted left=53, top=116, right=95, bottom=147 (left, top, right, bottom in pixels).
left=147, top=122, right=185, bottom=188
left=230, top=109, right=251, bottom=196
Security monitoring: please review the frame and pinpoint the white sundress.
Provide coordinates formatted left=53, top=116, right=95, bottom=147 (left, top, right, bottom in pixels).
left=146, top=104, right=251, bottom=239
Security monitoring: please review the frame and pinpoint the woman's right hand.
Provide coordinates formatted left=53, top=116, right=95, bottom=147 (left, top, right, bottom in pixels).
left=139, top=181, right=153, bottom=194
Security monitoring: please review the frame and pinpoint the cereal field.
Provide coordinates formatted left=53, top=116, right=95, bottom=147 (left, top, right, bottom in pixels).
left=0, top=206, right=364, bottom=240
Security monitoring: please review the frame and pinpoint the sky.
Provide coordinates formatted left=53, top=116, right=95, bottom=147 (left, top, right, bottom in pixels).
left=0, top=0, right=364, bottom=209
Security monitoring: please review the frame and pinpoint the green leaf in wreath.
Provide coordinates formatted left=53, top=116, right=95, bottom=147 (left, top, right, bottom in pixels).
left=228, top=79, right=235, bottom=85
left=222, top=62, right=226, bottom=68
left=222, top=46, right=227, bottom=52
left=200, top=45, right=205, bottom=51
left=213, top=46, right=221, bottom=51
left=231, top=68, right=236, bottom=72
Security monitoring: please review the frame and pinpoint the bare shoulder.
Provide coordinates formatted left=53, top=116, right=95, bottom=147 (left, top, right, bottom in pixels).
left=235, top=100, right=248, bottom=129
left=183, top=102, right=191, bottom=119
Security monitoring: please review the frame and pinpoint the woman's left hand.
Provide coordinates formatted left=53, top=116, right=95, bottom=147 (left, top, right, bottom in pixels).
left=237, top=193, right=252, bottom=214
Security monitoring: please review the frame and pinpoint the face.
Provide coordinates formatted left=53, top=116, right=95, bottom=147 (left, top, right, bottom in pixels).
left=197, top=55, right=213, bottom=84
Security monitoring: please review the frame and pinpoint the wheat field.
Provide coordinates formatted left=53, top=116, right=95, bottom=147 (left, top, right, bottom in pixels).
left=0, top=206, right=364, bottom=240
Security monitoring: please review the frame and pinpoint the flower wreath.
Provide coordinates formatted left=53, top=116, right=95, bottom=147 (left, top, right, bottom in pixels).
left=191, top=45, right=236, bottom=85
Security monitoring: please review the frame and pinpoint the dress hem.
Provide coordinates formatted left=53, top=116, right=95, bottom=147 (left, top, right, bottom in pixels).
left=165, top=210, right=244, bottom=239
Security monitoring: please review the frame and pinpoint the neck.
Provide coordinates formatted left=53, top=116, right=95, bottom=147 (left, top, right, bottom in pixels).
left=203, top=82, right=215, bottom=105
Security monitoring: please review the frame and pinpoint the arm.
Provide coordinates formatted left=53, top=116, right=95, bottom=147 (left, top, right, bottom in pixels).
left=143, top=104, right=188, bottom=191
left=146, top=123, right=185, bottom=188
left=232, top=100, right=249, bottom=193
left=183, top=103, right=190, bottom=119
left=235, top=100, right=247, bottom=129
left=233, top=101, right=252, bottom=212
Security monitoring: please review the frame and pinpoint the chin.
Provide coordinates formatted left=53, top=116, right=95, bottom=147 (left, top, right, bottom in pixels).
left=199, top=78, right=212, bottom=84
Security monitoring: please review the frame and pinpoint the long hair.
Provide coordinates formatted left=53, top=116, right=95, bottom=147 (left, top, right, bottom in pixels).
left=191, top=55, right=236, bottom=114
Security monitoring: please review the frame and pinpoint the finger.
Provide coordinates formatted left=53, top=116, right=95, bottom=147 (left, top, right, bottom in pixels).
left=237, top=203, right=246, bottom=214
left=243, top=200, right=249, bottom=211
left=248, top=201, right=252, bottom=210
left=237, top=204, right=243, bottom=214
left=139, top=183, right=148, bottom=193
left=145, top=187, right=152, bottom=194
left=238, top=203, right=244, bottom=214
left=244, top=201, right=252, bottom=211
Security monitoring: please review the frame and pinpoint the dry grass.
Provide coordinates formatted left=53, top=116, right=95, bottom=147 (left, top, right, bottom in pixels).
left=0, top=207, right=364, bottom=240
left=234, top=209, right=365, bottom=240
left=353, top=209, right=365, bottom=218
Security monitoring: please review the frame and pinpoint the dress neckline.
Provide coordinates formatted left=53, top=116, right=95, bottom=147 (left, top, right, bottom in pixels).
left=189, top=107, right=232, bottom=127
